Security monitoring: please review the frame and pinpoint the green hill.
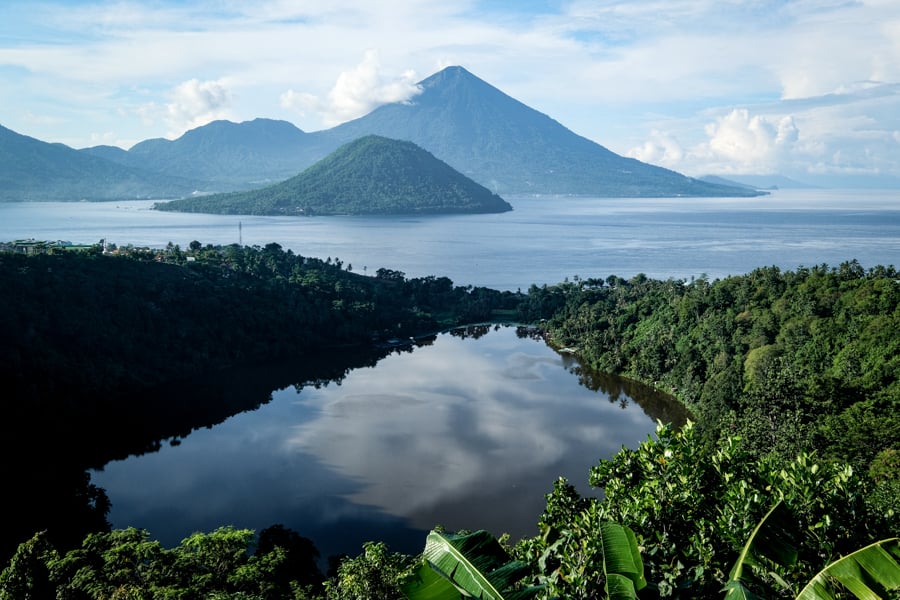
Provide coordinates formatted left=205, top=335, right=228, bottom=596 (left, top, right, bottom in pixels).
left=156, top=135, right=513, bottom=215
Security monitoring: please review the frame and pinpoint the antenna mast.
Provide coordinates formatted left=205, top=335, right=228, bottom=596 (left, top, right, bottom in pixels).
left=239, top=221, right=243, bottom=246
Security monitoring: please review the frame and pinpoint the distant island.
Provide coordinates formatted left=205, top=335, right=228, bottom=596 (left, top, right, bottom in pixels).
left=155, top=135, right=513, bottom=216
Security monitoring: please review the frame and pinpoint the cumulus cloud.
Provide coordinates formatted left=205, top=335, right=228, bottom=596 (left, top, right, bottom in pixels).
left=706, top=108, right=798, bottom=173
left=278, top=89, right=321, bottom=116
left=701, top=109, right=799, bottom=174
left=627, top=130, right=685, bottom=169
left=164, top=78, right=233, bottom=135
left=136, top=78, right=233, bottom=138
left=280, top=50, right=421, bottom=126
left=629, top=109, right=804, bottom=175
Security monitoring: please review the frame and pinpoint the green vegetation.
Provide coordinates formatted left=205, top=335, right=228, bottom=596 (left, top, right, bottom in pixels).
left=156, top=135, right=513, bottom=216
left=724, top=501, right=900, bottom=600
left=1, top=240, right=518, bottom=401
left=523, top=422, right=894, bottom=598
left=401, top=529, right=543, bottom=600
left=3, top=427, right=895, bottom=598
left=1, top=248, right=897, bottom=598
left=522, top=263, right=899, bottom=474
left=0, top=241, right=521, bottom=568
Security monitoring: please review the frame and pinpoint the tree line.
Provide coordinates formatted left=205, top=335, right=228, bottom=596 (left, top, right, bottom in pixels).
left=522, top=262, right=899, bottom=475
left=1, top=247, right=897, bottom=598
left=0, top=241, right=521, bottom=568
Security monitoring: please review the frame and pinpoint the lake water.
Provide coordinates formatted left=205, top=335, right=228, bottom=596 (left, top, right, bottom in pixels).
left=88, top=325, right=687, bottom=561
left=3, top=189, right=899, bottom=561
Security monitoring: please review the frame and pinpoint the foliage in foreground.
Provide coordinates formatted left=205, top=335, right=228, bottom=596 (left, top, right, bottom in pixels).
left=724, top=500, right=900, bottom=600
left=4, top=253, right=899, bottom=598
left=400, top=529, right=543, bottom=600
left=5, top=424, right=896, bottom=599
left=513, top=422, right=897, bottom=599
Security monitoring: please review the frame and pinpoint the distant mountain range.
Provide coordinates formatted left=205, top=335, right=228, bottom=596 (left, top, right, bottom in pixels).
left=0, top=125, right=197, bottom=201
left=83, top=118, right=322, bottom=190
left=1, top=65, right=765, bottom=202
left=156, top=135, right=513, bottom=215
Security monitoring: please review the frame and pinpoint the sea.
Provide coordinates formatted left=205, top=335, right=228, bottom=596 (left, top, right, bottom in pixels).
left=3, top=189, right=899, bottom=291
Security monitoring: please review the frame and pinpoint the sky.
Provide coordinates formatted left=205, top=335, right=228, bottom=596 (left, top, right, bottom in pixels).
left=1, top=0, right=899, bottom=186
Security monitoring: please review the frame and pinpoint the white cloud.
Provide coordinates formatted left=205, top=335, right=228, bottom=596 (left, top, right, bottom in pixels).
left=278, top=89, right=321, bottom=116
left=631, top=109, right=801, bottom=175
left=627, top=130, right=685, bottom=168
left=137, top=78, right=233, bottom=138
left=2, top=0, right=900, bottom=182
left=703, top=109, right=799, bottom=173
left=280, top=50, right=422, bottom=126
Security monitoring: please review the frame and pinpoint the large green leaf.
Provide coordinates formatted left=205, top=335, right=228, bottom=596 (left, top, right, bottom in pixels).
left=795, top=538, right=900, bottom=600
left=600, top=522, right=647, bottom=598
left=400, top=530, right=542, bottom=600
left=724, top=501, right=799, bottom=600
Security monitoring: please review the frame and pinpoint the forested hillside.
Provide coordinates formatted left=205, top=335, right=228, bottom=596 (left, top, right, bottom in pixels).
left=0, top=242, right=518, bottom=569
left=156, top=135, right=513, bottom=216
left=523, top=263, right=899, bottom=470
left=1, top=242, right=517, bottom=398
left=0, top=124, right=197, bottom=201
left=509, top=264, right=899, bottom=598
left=2, top=251, right=897, bottom=599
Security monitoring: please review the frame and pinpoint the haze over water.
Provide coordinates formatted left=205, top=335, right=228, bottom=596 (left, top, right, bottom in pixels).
left=3, top=189, right=898, bottom=291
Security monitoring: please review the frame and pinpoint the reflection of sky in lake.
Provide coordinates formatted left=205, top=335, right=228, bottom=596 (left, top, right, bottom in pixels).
left=92, top=326, right=669, bottom=560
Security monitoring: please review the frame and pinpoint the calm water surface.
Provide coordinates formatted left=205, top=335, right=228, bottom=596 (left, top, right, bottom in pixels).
left=90, top=326, right=686, bottom=560
left=2, top=189, right=898, bottom=290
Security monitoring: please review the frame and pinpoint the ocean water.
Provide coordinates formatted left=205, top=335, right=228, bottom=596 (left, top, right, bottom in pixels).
left=2, top=189, right=898, bottom=290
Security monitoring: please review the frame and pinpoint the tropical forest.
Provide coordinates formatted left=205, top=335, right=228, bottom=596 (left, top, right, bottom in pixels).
left=0, top=243, right=898, bottom=599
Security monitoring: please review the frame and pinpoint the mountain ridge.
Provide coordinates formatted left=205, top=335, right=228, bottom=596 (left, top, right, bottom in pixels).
left=3, top=66, right=765, bottom=201
left=84, top=118, right=318, bottom=190
left=87, top=66, right=765, bottom=198
left=312, top=66, right=760, bottom=197
left=0, top=124, right=197, bottom=201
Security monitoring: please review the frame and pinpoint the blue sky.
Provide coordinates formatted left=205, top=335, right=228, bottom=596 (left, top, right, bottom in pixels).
left=1, top=0, right=899, bottom=186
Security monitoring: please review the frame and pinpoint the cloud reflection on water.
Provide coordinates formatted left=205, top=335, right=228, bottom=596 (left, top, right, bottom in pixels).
left=93, top=326, right=671, bottom=556
left=284, top=327, right=654, bottom=537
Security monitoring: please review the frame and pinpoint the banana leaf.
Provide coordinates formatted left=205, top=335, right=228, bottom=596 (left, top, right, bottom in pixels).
left=795, top=538, right=900, bottom=600
left=600, top=522, right=647, bottom=598
left=724, top=500, right=799, bottom=600
left=400, top=529, right=542, bottom=600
